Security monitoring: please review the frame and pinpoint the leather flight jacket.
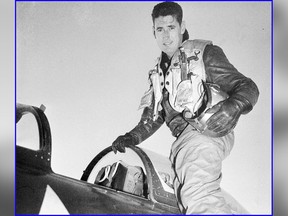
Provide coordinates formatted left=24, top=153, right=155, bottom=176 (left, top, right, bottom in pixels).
left=129, top=39, right=259, bottom=144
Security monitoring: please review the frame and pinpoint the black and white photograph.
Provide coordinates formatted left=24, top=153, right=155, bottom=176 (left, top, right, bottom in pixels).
left=16, top=1, right=271, bottom=214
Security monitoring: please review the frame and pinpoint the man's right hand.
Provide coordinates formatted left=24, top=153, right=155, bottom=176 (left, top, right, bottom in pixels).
left=111, top=133, right=137, bottom=154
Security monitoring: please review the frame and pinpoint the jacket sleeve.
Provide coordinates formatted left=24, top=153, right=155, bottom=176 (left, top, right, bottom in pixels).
left=128, top=100, right=165, bottom=145
left=203, top=45, right=260, bottom=114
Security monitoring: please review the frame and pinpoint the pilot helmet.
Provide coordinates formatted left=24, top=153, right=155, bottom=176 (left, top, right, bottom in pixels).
left=183, top=82, right=229, bottom=137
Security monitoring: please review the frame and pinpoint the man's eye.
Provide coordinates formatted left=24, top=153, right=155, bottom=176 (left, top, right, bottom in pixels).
left=156, top=28, right=163, bottom=32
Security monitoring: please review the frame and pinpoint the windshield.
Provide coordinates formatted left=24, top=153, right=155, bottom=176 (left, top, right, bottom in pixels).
left=88, top=147, right=174, bottom=194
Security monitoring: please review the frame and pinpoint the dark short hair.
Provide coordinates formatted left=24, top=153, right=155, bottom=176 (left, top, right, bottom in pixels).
left=151, top=1, right=189, bottom=42
left=151, top=1, right=183, bottom=24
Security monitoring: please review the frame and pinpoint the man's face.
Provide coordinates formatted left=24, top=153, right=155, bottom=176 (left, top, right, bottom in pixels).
left=153, top=15, right=185, bottom=58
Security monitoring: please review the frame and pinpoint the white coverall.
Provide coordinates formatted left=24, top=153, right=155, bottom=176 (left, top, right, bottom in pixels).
left=170, top=124, right=248, bottom=214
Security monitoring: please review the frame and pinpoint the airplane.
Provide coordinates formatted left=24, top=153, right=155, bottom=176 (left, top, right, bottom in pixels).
left=16, top=103, right=181, bottom=214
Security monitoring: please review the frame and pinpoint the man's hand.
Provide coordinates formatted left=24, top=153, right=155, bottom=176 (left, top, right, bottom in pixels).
left=206, top=98, right=242, bottom=137
left=111, top=133, right=137, bottom=154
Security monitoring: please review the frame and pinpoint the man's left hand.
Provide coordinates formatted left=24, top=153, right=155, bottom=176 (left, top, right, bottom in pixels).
left=206, top=98, right=242, bottom=136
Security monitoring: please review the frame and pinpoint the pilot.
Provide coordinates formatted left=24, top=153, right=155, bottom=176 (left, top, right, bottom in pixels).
left=112, top=1, right=259, bottom=214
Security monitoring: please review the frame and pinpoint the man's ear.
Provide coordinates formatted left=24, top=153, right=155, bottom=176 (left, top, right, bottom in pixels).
left=152, top=26, right=156, bottom=38
left=181, top=21, right=186, bottom=34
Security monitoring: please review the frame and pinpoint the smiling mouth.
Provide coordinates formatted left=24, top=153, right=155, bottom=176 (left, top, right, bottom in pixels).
left=163, top=41, right=173, bottom=46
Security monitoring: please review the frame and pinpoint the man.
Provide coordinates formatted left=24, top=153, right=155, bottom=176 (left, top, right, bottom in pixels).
left=112, top=2, right=259, bottom=214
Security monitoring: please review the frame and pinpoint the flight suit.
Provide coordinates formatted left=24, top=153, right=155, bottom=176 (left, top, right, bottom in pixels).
left=126, top=39, right=259, bottom=213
